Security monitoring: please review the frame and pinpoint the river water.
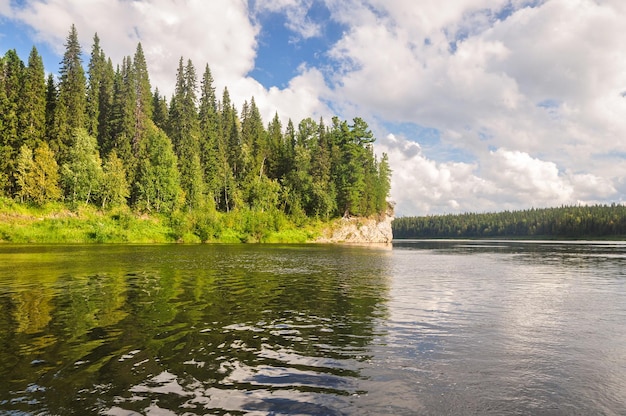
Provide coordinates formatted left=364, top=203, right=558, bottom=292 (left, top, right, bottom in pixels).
left=0, top=241, right=624, bottom=415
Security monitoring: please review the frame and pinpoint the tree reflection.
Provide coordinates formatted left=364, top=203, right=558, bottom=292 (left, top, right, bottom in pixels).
left=0, top=244, right=391, bottom=415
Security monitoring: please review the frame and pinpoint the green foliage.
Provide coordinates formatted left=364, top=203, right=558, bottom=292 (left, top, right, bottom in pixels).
left=100, top=151, right=129, bottom=209
left=52, top=24, right=87, bottom=162
left=393, top=204, right=626, bottom=239
left=1, top=25, right=393, bottom=243
left=61, top=128, right=103, bottom=204
left=19, top=47, right=46, bottom=149
left=134, top=123, right=182, bottom=213
left=20, top=142, right=62, bottom=205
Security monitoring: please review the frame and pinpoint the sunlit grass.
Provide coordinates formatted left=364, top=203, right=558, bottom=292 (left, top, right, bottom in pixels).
left=0, top=197, right=325, bottom=244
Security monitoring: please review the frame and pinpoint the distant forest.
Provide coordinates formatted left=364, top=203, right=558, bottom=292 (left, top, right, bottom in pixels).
left=393, top=204, right=626, bottom=239
left=0, top=25, right=391, bottom=219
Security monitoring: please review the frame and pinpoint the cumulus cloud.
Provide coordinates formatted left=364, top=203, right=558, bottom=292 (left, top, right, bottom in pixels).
left=253, top=0, right=321, bottom=39
left=325, top=0, right=625, bottom=213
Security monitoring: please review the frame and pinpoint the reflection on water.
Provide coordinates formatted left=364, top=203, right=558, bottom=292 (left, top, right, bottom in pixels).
left=1, top=241, right=625, bottom=415
left=0, top=245, right=389, bottom=415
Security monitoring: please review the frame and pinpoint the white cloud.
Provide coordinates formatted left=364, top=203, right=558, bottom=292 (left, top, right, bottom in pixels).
left=253, top=0, right=321, bottom=39
left=379, top=134, right=619, bottom=216
left=325, top=0, right=626, bottom=214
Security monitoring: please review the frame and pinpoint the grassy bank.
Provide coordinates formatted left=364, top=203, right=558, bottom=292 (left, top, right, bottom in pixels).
left=0, top=198, right=325, bottom=244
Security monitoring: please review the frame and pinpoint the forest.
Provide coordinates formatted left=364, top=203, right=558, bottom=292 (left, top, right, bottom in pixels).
left=0, top=25, right=391, bottom=242
left=393, top=204, right=626, bottom=239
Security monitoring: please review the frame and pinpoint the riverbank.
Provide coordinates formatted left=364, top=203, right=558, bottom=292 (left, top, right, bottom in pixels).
left=0, top=198, right=393, bottom=244
left=0, top=198, right=315, bottom=243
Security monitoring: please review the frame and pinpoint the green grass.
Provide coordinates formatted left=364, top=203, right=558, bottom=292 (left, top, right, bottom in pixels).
left=0, top=198, right=325, bottom=244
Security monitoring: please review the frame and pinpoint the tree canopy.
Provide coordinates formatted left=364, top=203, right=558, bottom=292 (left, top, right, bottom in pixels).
left=393, top=205, right=626, bottom=239
left=0, top=25, right=392, bottom=220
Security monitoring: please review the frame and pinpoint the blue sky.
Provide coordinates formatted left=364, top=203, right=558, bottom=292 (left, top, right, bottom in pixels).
left=1, top=0, right=625, bottom=216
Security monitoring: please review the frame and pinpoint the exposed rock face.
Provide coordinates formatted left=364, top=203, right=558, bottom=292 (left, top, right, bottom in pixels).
left=315, top=211, right=394, bottom=244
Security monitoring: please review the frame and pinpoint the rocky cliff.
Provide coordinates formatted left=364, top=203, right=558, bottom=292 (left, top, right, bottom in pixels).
left=315, top=210, right=394, bottom=244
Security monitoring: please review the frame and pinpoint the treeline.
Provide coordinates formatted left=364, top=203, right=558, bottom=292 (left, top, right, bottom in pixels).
left=393, top=204, right=626, bottom=239
left=0, top=25, right=391, bottom=221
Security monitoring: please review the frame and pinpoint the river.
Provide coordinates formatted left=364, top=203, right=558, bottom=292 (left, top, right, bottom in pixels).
left=0, top=241, right=624, bottom=415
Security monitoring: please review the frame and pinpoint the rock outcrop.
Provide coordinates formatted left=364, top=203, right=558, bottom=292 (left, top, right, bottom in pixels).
left=315, top=208, right=394, bottom=244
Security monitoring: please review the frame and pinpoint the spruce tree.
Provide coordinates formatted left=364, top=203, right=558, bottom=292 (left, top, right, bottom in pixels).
left=198, top=64, right=220, bottom=204
left=169, top=58, right=205, bottom=209
left=97, top=57, right=115, bottom=153
left=0, top=49, right=24, bottom=194
left=53, top=24, right=87, bottom=162
left=108, top=58, right=136, bottom=183
left=131, top=42, right=153, bottom=151
left=44, top=74, right=57, bottom=144
left=19, top=47, right=46, bottom=149
left=266, top=112, right=282, bottom=179
left=151, top=88, right=168, bottom=131
left=86, top=33, right=105, bottom=137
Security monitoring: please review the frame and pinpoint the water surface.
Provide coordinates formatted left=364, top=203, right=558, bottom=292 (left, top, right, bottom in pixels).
left=0, top=241, right=625, bottom=415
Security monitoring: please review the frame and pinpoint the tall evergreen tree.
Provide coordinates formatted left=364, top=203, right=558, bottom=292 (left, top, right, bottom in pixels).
left=86, top=33, right=105, bottom=137
left=198, top=64, right=220, bottom=203
left=266, top=112, right=283, bottom=179
left=132, top=42, right=153, bottom=144
left=19, top=47, right=46, bottom=149
left=240, top=96, right=267, bottom=179
left=151, top=88, right=168, bottom=131
left=108, top=58, right=136, bottom=183
left=169, top=58, right=205, bottom=209
left=44, top=74, right=57, bottom=144
left=0, top=49, right=24, bottom=194
left=53, top=24, right=87, bottom=162
left=97, top=57, right=115, bottom=153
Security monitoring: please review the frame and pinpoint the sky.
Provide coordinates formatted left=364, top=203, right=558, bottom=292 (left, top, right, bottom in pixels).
left=1, top=0, right=625, bottom=216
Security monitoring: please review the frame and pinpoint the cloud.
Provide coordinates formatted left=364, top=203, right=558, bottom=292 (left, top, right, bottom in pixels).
left=253, top=0, right=321, bottom=39
left=324, top=0, right=626, bottom=213
left=379, top=134, right=619, bottom=216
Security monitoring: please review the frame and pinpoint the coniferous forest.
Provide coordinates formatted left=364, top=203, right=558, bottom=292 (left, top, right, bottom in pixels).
left=0, top=25, right=391, bottom=242
left=393, top=204, right=626, bottom=239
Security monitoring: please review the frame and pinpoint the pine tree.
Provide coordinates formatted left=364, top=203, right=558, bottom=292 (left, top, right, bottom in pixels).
left=44, top=74, right=57, bottom=143
left=151, top=88, right=168, bottom=131
left=198, top=64, right=220, bottom=203
left=169, top=58, right=205, bottom=209
left=19, top=47, right=46, bottom=149
left=97, top=57, right=115, bottom=153
left=53, top=24, right=87, bottom=162
left=132, top=42, right=153, bottom=150
left=86, top=33, right=105, bottom=137
left=108, top=58, right=135, bottom=183
left=376, top=153, right=392, bottom=213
